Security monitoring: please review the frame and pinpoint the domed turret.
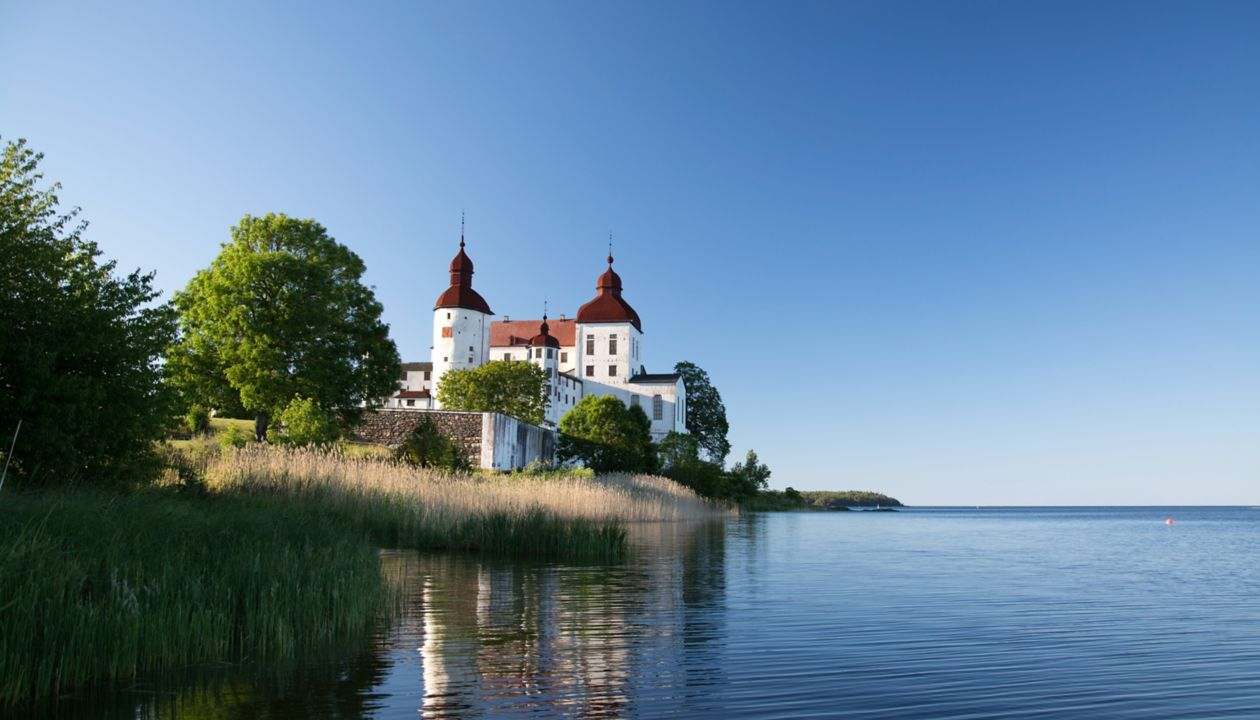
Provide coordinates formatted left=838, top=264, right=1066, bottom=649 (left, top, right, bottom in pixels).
left=529, top=315, right=561, bottom=349
left=434, top=236, right=492, bottom=314
left=576, top=254, right=641, bottom=330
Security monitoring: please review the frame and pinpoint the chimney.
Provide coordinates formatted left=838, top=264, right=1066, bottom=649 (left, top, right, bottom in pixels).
left=502, top=315, right=510, bottom=321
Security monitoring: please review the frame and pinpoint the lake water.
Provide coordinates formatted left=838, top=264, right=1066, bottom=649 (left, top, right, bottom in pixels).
left=72, top=507, right=1260, bottom=718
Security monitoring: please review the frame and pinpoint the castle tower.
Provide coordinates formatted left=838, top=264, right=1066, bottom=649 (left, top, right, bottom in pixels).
left=528, top=314, right=561, bottom=422
left=575, top=253, right=642, bottom=386
left=431, top=233, right=492, bottom=407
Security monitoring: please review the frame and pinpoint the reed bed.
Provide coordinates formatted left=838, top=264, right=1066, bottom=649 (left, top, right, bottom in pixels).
left=0, top=488, right=385, bottom=708
left=0, top=447, right=726, bottom=706
left=201, top=447, right=729, bottom=558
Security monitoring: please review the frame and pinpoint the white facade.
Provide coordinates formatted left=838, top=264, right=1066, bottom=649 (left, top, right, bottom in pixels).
left=574, top=322, right=642, bottom=386
left=431, top=307, right=490, bottom=409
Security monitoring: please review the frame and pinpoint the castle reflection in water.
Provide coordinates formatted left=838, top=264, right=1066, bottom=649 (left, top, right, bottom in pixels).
left=398, top=520, right=729, bottom=718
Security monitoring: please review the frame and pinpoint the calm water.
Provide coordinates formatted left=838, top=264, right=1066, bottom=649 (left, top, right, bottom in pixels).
left=71, top=507, right=1260, bottom=718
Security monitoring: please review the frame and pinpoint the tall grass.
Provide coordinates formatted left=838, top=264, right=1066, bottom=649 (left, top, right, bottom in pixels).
left=0, top=488, right=386, bottom=708
left=199, top=447, right=727, bottom=558
left=0, top=447, right=727, bottom=707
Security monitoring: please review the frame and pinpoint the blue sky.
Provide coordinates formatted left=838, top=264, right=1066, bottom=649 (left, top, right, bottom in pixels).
left=3, top=1, right=1257, bottom=504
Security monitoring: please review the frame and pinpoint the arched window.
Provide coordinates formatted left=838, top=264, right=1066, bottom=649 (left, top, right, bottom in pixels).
left=652, top=394, right=663, bottom=421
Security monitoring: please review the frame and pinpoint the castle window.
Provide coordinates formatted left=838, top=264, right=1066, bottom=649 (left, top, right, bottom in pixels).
left=586, top=335, right=595, bottom=355
left=446, top=312, right=451, bottom=319
left=503, top=353, right=510, bottom=361
left=631, top=395, right=640, bottom=407
left=424, top=371, right=431, bottom=380
left=609, top=365, right=617, bottom=377
left=467, top=356, right=473, bottom=363
left=406, top=399, right=415, bottom=407
left=560, top=352, right=568, bottom=363
left=535, top=348, right=542, bottom=359
left=585, top=365, right=594, bottom=377
left=609, top=337, right=617, bottom=355
left=469, top=345, right=474, bottom=352
left=546, top=349, right=553, bottom=359
left=653, top=394, right=663, bottom=420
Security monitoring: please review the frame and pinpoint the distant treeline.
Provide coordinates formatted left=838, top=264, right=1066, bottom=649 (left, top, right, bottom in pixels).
left=801, top=491, right=903, bottom=508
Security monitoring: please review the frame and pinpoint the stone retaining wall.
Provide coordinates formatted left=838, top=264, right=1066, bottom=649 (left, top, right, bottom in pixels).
left=351, top=409, right=556, bottom=471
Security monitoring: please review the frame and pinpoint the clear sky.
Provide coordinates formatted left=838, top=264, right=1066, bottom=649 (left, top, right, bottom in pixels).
left=3, top=1, right=1257, bottom=504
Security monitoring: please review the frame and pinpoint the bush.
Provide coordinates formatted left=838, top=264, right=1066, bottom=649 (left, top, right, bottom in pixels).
left=218, top=425, right=250, bottom=449
left=394, top=416, right=470, bottom=471
left=267, top=396, right=340, bottom=448
left=185, top=403, right=211, bottom=435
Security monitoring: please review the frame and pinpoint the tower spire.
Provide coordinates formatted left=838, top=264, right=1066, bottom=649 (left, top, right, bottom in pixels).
left=607, top=232, right=614, bottom=265
left=460, top=210, right=466, bottom=248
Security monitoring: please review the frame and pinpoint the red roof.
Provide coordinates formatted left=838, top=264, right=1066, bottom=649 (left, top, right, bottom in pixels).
left=396, top=389, right=430, bottom=399
left=576, top=255, right=641, bottom=330
left=434, top=237, right=492, bottom=314
left=491, top=318, right=577, bottom=347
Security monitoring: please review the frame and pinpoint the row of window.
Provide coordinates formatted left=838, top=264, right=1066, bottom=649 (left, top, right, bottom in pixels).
left=585, top=334, right=623, bottom=356
left=585, top=365, right=619, bottom=378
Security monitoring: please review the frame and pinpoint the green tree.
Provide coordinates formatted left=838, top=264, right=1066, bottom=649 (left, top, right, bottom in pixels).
left=169, top=213, right=400, bottom=440
left=436, top=360, right=547, bottom=425
left=675, top=361, right=731, bottom=464
left=394, top=415, right=470, bottom=471
left=0, top=138, right=178, bottom=485
left=557, top=395, right=657, bottom=474
left=728, top=449, right=772, bottom=501
left=266, top=395, right=340, bottom=447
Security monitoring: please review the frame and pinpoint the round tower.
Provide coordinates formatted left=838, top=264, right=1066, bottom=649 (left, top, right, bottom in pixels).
left=431, top=233, right=493, bottom=406
left=529, top=315, right=561, bottom=425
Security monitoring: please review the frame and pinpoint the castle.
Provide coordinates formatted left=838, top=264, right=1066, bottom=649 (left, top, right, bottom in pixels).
left=387, top=233, right=687, bottom=441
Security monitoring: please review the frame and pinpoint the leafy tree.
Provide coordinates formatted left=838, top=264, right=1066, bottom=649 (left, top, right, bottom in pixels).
left=267, top=395, right=340, bottom=447
left=436, top=360, right=547, bottom=425
left=0, top=138, right=178, bottom=486
left=657, top=431, right=701, bottom=471
left=675, top=361, right=730, bottom=464
left=169, top=213, right=400, bottom=440
left=728, top=449, right=771, bottom=500
left=394, top=415, right=470, bottom=471
left=557, top=395, right=657, bottom=474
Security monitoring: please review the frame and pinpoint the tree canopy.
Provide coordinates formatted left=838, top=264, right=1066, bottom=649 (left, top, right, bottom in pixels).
left=0, top=138, right=178, bottom=485
left=435, top=361, right=547, bottom=425
left=168, top=213, right=400, bottom=438
left=675, top=361, right=730, bottom=464
left=557, top=395, right=657, bottom=474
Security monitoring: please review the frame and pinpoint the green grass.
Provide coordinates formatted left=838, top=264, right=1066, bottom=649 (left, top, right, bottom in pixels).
left=0, top=487, right=387, bottom=708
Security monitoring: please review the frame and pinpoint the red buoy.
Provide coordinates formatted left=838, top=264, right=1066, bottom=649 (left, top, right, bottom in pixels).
left=1166, top=518, right=1175, bottom=525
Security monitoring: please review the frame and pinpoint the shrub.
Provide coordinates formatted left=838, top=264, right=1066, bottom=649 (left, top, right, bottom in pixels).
left=394, top=416, right=470, bottom=471
left=185, top=403, right=211, bottom=435
left=267, top=396, right=340, bottom=448
left=218, top=425, right=250, bottom=449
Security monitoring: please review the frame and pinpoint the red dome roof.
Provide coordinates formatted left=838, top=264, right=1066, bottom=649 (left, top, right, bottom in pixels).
left=528, top=316, right=561, bottom=349
left=434, top=236, right=492, bottom=314
left=576, top=255, right=641, bottom=331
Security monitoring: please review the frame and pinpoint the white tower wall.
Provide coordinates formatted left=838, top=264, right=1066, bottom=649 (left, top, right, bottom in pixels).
left=431, top=307, right=491, bottom=408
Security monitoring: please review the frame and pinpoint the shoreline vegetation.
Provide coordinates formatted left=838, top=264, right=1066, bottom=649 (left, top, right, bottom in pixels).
left=0, top=445, right=729, bottom=708
left=746, top=489, right=904, bottom=511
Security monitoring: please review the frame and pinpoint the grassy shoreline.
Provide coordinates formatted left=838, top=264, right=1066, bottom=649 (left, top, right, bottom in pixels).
left=0, top=447, right=726, bottom=707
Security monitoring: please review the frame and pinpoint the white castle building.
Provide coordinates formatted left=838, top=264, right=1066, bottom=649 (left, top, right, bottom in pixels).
left=387, top=233, right=687, bottom=441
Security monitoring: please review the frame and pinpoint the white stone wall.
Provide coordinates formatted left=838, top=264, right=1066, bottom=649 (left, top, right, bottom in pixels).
left=574, top=323, right=642, bottom=386
left=431, top=308, right=490, bottom=408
